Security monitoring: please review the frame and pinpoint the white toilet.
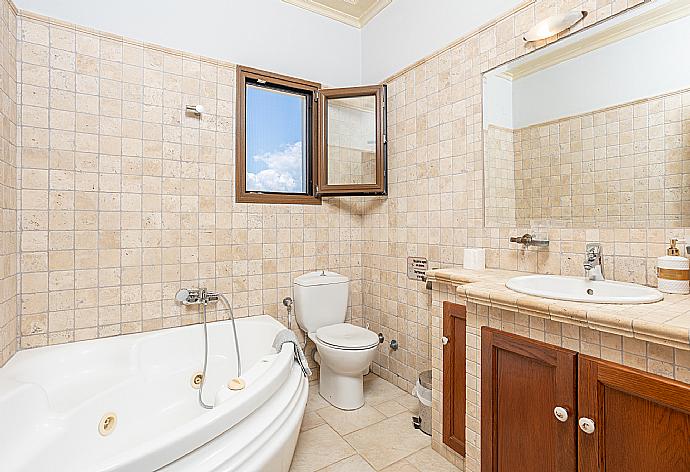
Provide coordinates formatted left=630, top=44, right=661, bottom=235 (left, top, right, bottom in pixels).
left=294, top=271, right=379, bottom=410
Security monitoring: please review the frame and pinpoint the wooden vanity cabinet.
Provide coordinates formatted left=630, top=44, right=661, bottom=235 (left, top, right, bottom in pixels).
left=578, top=355, right=690, bottom=472
left=481, top=327, right=578, bottom=472
left=480, top=328, right=690, bottom=472
left=443, top=301, right=466, bottom=456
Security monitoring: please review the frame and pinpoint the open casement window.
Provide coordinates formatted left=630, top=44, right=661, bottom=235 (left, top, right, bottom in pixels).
left=317, top=85, right=387, bottom=196
left=236, top=66, right=320, bottom=205
left=236, top=66, right=387, bottom=204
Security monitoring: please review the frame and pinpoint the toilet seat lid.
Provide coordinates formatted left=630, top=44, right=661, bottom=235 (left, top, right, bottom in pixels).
left=316, top=323, right=379, bottom=350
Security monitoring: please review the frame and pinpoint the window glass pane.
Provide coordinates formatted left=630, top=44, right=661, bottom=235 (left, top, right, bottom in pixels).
left=326, top=95, right=377, bottom=186
left=245, top=84, right=308, bottom=194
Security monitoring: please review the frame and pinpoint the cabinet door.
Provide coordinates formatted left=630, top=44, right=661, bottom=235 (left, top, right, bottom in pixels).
left=481, top=328, right=578, bottom=472
left=578, top=355, right=690, bottom=472
left=443, top=301, right=466, bottom=456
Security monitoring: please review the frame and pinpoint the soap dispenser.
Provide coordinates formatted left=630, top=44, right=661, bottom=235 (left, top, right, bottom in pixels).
left=656, top=239, right=690, bottom=294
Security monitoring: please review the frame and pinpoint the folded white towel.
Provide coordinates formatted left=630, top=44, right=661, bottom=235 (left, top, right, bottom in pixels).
left=272, top=329, right=312, bottom=377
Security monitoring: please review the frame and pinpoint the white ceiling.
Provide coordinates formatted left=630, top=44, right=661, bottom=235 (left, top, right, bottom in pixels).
left=282, top=0, right=391, bottom=28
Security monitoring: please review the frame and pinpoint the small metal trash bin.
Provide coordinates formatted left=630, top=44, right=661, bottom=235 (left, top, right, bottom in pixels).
left=412, top=369, right=432, bottom=435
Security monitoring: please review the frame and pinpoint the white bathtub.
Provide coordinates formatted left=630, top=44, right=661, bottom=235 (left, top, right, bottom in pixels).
left=0, top=315, right=308, bottom=472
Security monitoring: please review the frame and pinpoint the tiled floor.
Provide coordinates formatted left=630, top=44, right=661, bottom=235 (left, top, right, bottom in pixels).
left=289, top=374, right=460, bottom=472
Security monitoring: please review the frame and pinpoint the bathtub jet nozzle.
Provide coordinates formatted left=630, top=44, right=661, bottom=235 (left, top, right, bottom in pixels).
left=191, top=372, right=204, bottom=389
left=98, top=413, right=117, bottom=436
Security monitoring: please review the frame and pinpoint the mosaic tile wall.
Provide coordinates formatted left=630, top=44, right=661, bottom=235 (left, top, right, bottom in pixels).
left=430, top=285, right=690, bottom=470
left=484, top=87, right=690, bottom=229
left=328, top=147, right=376, bottom=186
left=0, top=0, right=17, bottom=367
left=516, top=87, right=690, bottom=228
left=484, top=125, right=516, bottom=226
left=363, top=0, right=663, bottom=394
left=15, top=12, right=365, bottom=352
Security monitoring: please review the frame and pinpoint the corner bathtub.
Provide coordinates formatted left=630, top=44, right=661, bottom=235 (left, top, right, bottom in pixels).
left=0, top=315, right=308, bottom=472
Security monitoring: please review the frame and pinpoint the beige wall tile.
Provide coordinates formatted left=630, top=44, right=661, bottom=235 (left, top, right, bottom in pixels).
left=364, top=0, right=666, bottom=396
left=0, top=0, right=17, bottom=366
left=12, top=10, right=365, bottom=361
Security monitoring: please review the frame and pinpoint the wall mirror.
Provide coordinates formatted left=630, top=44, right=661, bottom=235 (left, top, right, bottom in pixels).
left=483, top=1, right=690, bottom=228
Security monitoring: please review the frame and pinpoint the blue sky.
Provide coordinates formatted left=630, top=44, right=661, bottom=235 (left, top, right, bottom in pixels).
left=245, top=85, right=307, bottom=193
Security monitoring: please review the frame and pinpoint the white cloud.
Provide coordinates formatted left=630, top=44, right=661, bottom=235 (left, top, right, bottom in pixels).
left=246, top=142, right=304, bottom=193
left=247, top=168, right=298, bottom=193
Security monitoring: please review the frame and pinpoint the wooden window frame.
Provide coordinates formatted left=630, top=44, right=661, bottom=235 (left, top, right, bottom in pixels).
left=317, top=85, right=387, bottom=195
left=235, top=65, right=321, bottom=205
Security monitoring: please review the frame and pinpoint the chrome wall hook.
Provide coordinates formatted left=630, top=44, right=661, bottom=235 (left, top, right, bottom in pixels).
left=185, top=104, right=205, bottom=116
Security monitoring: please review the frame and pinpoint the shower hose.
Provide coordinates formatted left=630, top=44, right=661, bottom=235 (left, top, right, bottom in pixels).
left=198, top=292, right=242, bottom=410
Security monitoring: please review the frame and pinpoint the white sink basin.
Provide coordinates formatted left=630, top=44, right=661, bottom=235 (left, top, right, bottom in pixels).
left=506, top=275, right=664, bottom=304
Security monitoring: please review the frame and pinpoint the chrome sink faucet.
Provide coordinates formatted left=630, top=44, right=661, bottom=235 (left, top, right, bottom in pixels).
left=584, top=243, right=604, bottom=280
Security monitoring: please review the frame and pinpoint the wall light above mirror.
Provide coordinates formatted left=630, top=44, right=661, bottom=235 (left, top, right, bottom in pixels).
left=483, top=0, right=690, bottom=229
left=523, top=10, right=587, bottom=42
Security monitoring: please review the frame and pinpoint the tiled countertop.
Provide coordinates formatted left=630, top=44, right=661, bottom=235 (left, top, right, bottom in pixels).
left=426, top=267, right=690, bottom=350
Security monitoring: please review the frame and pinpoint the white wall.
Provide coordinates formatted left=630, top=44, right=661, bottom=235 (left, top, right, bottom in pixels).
left=15, top=0, right=362, bottom=86
left=483, top=74, right=513, bottom=129
left=511, top=14, right=690, bottom=128
left=360, top=0, right=522, bottom=83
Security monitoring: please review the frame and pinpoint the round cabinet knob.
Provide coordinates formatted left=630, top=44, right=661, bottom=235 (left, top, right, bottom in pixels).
left=578, top=417, right=596, bottom=434
left=441, top=336, right=449, bottom=346
left=554, top=406, right=569, bottom=422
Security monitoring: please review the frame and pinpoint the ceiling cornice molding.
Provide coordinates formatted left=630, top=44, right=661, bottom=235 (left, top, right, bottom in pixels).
left=359, top=0, right=391, bottom=27
left=282, top=0, right=391, bottom=28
